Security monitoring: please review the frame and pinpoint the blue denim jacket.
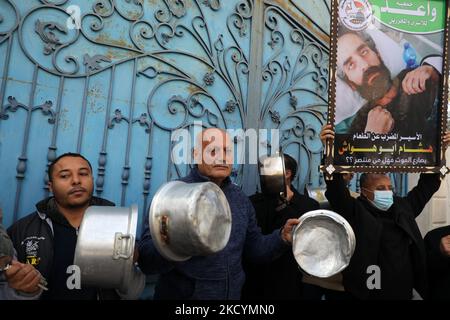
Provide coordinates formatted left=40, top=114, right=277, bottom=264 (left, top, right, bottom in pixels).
left=138, top=167, right=288, bottom=300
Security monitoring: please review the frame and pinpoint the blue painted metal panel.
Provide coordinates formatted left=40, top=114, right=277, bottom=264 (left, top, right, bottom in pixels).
left=0, top=0, right=333, bottom=233
left=290, top=0, right=331, bottom=37
left=260, top=2, right=329, bottom=193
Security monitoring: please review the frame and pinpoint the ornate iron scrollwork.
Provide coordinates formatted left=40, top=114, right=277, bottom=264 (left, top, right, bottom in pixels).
left=0, top=0, right=333, bottom=222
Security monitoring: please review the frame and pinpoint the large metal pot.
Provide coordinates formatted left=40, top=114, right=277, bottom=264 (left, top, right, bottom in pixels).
left=74, top=205, right=145, bottom=299
left=258, top=152, right=286, bottom=198
left=149, top=181, right=232, bottom=262
left=292, top=209, right=356, bottom=278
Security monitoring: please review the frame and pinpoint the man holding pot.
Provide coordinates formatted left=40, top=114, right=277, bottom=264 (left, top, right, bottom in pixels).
left=138, top=128, right=299, bottom=299
left=7, top=153, right=119, bottom=300
left=320, top=124, right=450, bottom=299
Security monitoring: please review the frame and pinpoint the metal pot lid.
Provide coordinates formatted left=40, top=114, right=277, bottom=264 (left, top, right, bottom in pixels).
left=292, top=209, right=356, bottom=278
left=149, top=181, right=232, bottom=262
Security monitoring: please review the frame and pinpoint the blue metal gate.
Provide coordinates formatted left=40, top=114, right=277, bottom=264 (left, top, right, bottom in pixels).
left=0, top=0, right=330, bottom=231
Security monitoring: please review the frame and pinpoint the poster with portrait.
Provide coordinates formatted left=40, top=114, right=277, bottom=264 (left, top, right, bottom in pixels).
left=323, top=0, right=450, bottom=177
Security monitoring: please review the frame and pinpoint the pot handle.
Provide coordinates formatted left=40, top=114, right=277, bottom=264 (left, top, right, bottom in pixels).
left=113, top=232, right=134, bottom=260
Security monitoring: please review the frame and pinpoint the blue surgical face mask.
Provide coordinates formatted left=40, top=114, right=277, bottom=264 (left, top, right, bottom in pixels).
left=365, top=189, right=394, bottom=211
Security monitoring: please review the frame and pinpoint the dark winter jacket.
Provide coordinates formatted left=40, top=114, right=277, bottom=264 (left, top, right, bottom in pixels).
left=325, top=173, right=441, bottom=299
left=7, top=196, right=119, bottom=300
left=242, top=188, right=319, bottom=299
left=138, top=167, right=289, bottom=300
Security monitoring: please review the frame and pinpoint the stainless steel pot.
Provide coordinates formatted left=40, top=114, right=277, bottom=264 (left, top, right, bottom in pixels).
left=74, top=205, right=145, bottom=299
left=258, top=152, right=286, bottom=198
left=149, top=181, right=232, bottom=262
left=292, top=209, right=356, bottom=278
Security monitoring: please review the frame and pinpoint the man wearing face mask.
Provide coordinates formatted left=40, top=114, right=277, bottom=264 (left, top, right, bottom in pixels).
left=320, top=124, right=450, bottom=300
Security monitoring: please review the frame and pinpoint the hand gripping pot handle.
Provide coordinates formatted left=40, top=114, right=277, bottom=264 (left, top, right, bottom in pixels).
left=113, top=232, right=134, bottom=260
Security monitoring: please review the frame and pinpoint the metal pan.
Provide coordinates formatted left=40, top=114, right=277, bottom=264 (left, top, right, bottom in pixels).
left=292, top=209, right=356, bottom=278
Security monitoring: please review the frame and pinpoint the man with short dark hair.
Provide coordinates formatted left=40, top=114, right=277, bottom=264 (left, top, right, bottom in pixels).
left=7, top=153, right=118, bottom=300
left=320, top=125, right=450, bottom=299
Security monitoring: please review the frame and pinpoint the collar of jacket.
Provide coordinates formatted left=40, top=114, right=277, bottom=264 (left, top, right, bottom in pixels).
left=358, top=195, right=418, bottom=242
left=35, top=196, right=115, bottom=228
left=188, top=166, right=232, bottom=189
left=287, top=185, right=302, bottom=203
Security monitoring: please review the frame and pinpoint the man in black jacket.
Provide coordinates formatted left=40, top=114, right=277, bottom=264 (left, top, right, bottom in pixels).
left=242, top=154, right=319, bottom=299
left=7, top=153, right=118, bottom=300
left=320, top=125, right=450, bottom=299
left=424, top=225, right=450, bottom=299
left=138, top=129, right=298, bottom=300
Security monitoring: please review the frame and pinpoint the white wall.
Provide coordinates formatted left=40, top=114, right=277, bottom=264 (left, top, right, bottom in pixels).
left=414, top=148, right=450, bottom=236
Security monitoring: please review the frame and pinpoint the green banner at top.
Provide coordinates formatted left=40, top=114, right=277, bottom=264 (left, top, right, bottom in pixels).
left=369, top=0, right=446, bottom=33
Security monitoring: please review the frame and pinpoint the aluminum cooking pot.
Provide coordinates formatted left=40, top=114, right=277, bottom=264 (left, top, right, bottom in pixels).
left=258, top=152, right=286, bottom=198
left=149, top=181, right=232, bottom=262
left=74, top=205, right=145, bottom=299
left=292, top=209, right=356, bottom=278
